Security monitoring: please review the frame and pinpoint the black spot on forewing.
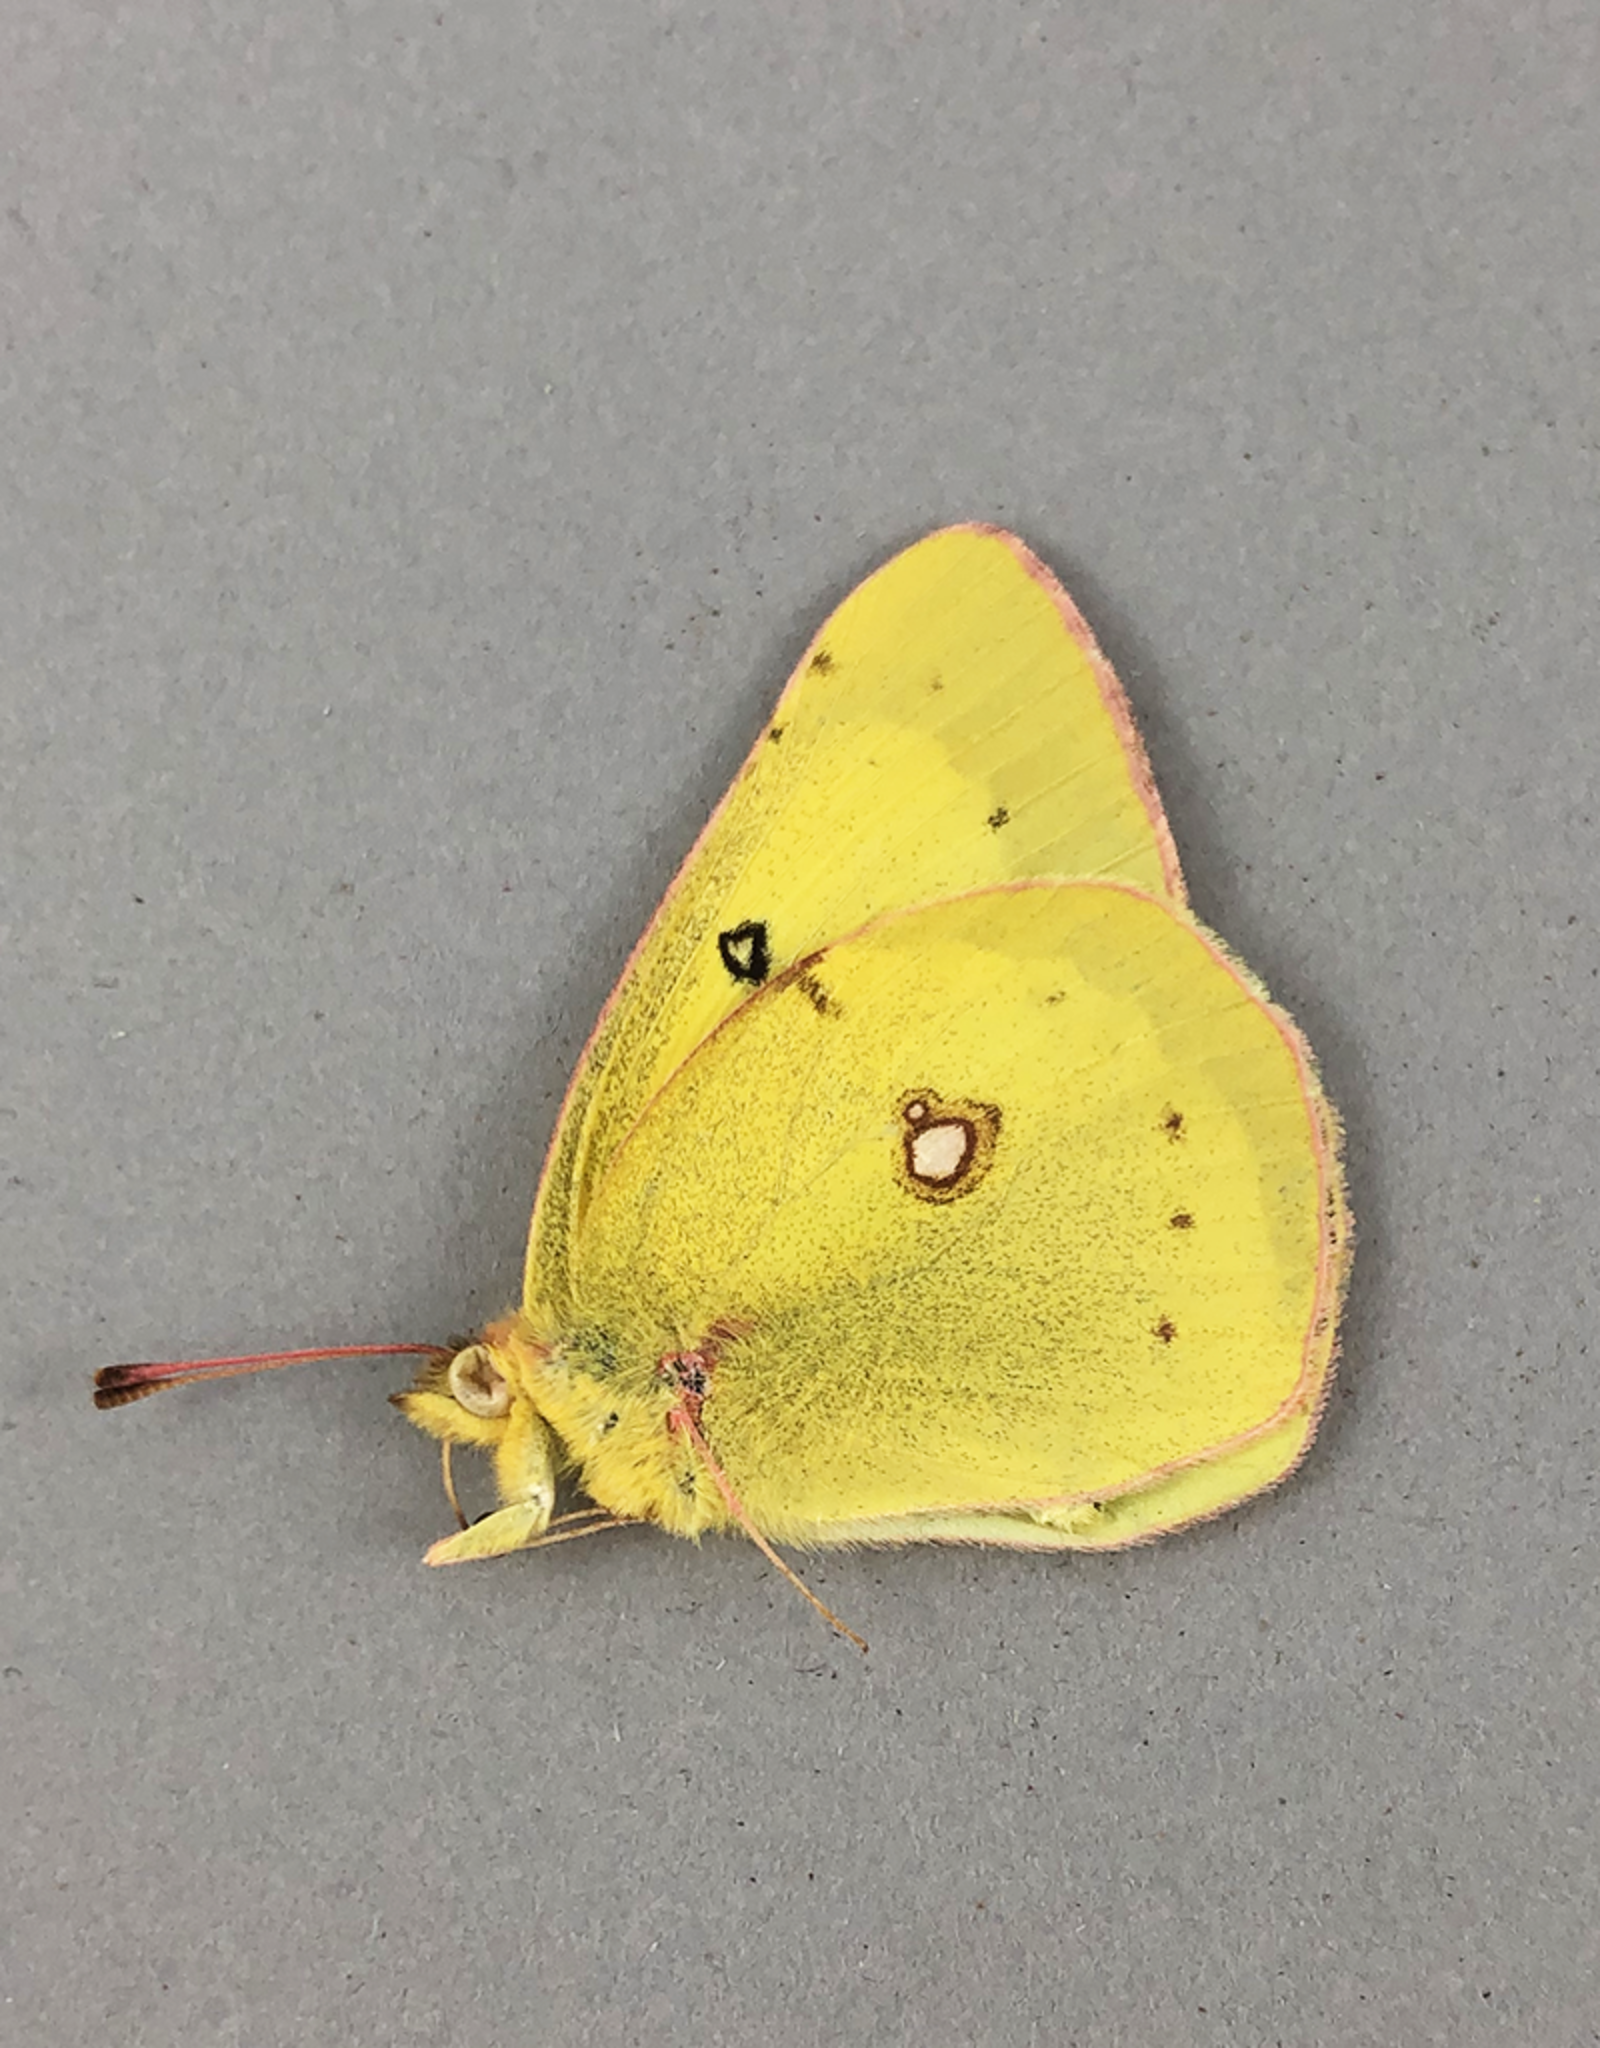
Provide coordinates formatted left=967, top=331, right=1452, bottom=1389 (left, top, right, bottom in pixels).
left=718, top=920, right=771, bottom=985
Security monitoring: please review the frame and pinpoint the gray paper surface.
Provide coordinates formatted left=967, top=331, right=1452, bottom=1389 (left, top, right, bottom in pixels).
left=5, top=6, right=1596, bottom=2043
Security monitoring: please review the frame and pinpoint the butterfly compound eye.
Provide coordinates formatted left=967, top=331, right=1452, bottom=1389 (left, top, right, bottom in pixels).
left=446, top=1344, right=513, bottom=1419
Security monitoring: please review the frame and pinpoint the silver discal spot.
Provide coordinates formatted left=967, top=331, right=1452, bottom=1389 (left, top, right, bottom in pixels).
left=897, top=1091, right=1002, bottom=1204
left=448, top=1343, right=513, bottom=1418
left=908, top=1118, right=974, bottom=1184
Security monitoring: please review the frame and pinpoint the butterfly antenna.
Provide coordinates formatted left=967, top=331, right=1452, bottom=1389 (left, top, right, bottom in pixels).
left=668, top=1405, right=867, bottom=1654
left=92, top=1344, right=450, bottom=1411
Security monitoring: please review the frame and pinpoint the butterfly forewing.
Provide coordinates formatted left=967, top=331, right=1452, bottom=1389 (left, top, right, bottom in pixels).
left=526, top=525, right=1185, bottom=1311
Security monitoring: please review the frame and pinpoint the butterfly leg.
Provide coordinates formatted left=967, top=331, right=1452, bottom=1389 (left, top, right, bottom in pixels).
left=426, top=1498, right=554, bottom=1565
left=424, top=1402, right=562, bottom=1565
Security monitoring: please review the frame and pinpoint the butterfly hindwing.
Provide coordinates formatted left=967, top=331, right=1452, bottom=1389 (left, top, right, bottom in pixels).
left=560, top=883, right=1347, bottom=1547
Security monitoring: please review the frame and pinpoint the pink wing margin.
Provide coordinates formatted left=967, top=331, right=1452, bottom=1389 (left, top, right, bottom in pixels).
left=967, top=522, right=1187, bottom=906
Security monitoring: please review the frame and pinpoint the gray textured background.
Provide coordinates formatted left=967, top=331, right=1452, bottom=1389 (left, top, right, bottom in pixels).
left=4, top=6, right=1597, bottom=2043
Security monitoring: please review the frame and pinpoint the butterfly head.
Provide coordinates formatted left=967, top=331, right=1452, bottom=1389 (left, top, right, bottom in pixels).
left=389, top=1327, right=523, bottom=1452
left=389, top=1321, right=590, bottom=1565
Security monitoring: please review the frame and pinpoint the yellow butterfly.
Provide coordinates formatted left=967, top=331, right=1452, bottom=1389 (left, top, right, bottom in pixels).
left=98, top=527, right=1350, bottom=1646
